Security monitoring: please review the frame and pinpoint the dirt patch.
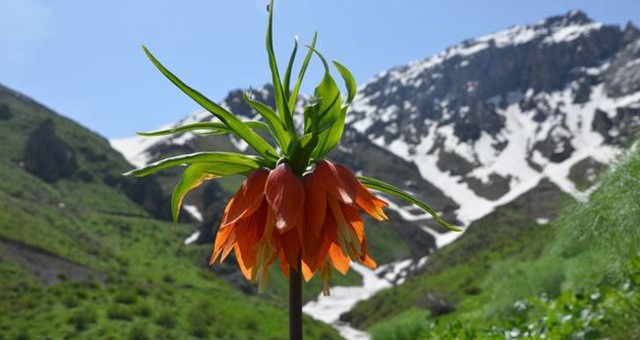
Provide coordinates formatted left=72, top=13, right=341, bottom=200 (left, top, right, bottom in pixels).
left=0, top=236, right=104, bottom=285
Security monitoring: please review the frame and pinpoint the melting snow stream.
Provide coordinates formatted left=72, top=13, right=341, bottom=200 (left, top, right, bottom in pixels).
left=303, top=257, right=427, bottom=340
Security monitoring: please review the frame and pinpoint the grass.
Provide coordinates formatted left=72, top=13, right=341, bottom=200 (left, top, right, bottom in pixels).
left=0, top=192, right=341, bottom=339
left=358, top=147, right=640, bottom=339
left=0, top=198, right=341, bottom=339
left=347, top=182, right=560, bottom=329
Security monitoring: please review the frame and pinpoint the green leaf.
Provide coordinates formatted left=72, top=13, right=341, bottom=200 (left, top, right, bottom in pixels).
left=142, top=46, right=279, bottom=162
left=304, top=47, right=344, bottom=160
left=242, top=92, right=291, bottom=152
left=283, top=37, right=298, bottom=99
left=266, top=0, right=295, bottom=136
left=192, top=131, right=228, bottom=137
left=124, top=152, right=264, bottom=177
left=357, top=175, right=461, bottom=232
left=332, top=61, right=357, bottom=105
left=288, top=133, right=319, bottom=175
left=137, top=121, right=269, bottom=137
left=288, top=32, right=317, bottom=110
left=171, top=162, right=254, bottom=224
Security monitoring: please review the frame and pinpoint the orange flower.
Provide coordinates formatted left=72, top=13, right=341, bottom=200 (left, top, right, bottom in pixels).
left=300, top=160, right=388, bottom=294
left=210, top=160, right=388, bottom=295
left=210, top=163, right=305, bottom=291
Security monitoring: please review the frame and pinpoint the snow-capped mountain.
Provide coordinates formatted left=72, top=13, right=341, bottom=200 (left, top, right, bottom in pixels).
left=347, top=11, right=640, bottom=222
left=112, top=11, right=640, bottom=252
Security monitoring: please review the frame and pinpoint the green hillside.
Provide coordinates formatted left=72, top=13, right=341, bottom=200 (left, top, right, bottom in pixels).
left=0, top=84, right=340, bottom=339
left=348, top=147, right=640, bottom=339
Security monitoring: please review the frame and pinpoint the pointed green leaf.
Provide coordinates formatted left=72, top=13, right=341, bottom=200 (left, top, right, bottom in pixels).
left=171, top=162, right=255, bottom=224
left=332, top=61, right=357, bottom=104
left=242, top=92, right=291, bottom=152
left=266, top=0, right=295, bottom=136
left=288, top=32, right=317, bottom=110
left=288, top=133, right=319, bottom=175
left=137, top=121, right=269, bottom=137
left=283, top=37, right=298, bottom=99
left=357, top=175, right=461, bottom=232
left=124, top=152, right=264, bottom=177
left=142, top=46, right=279, bottom=162
left=192, top=131, right=228, bottom=137
left=304, top=47, right=344, bottom=159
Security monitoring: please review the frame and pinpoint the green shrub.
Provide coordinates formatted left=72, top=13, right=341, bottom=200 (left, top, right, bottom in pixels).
left=68, top=307, right=98, bottom=331
left=155, top=311, right=177, bottom=329
left=190, top=324, right=209, bottom=339
left=162, top=274, right=175, bottom=283
left=370, top=309, right=430, bottom=340
left=478, top=256, right=565, bottom=318
left=107, top=304, right=134, bottom=321
left=134, top=302, right=153, bottom=317
left=114, top=289, right=138, bottom=305
left=128, top=322, right=151, bottom=340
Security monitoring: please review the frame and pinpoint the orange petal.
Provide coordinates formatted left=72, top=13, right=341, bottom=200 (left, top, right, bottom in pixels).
left=219, top=197, right=235, bottom=228
left=233, top=203, right=268, bottom=271
left=255, top=206, right=277, bottom=266
left=358, top=237, right=377, bottom=269
left=220, top=233, right=236, bottom=263
left=359, top=253, right=377, bottom=269
left=221, top=168, right=269, bottom=227
left=340, top=202, right=365, bottom=243
left=328, top=196, right=362, bottom=259
left=279, top=253, right=290, bottom=279
left=301, top=261, right=314, bottom=282
left=329, top=243, right=350, bottom=275
left=302, top=172, right=328, bottom=236
left=313, top=160, right=354, bottom=204
left=235, top=245, right=254, bottom=280
left=265, top=163, right=305, bottom=233
left=335, top=164, right=388, bottom=221
left=210, top=224, right=235, bottom=265
left=278, top=228, right=301, bottom=271
left=303, top=212, right=334, bottom=272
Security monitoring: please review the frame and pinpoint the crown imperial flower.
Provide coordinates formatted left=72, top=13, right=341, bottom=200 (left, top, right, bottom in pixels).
left=209, top=160, right=389, bottom=293
left=126, top=0, right=457, bottom=296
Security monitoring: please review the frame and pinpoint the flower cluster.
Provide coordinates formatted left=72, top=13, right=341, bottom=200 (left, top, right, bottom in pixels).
left=210, top=160, right=387, bottom=294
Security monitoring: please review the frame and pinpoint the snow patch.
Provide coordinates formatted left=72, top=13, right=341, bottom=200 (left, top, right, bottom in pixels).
left=303, top=257, right=428, bottom=340
left=536, top=218, right=550, bottom=225
left=110, top=135, right=164, bottom=168
left=543, top=22, right=603, bottom=44
left=183, top=205, right=203, bottom=222
left=184, top=231, right=201, bottom=245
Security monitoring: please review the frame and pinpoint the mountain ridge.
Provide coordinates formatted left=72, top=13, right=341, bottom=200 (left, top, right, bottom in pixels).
left=345, top=10, right=640, bottom=224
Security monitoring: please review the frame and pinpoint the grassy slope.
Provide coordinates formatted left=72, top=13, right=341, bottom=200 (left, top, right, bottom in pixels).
left=347, top=180, right=564, bottom=329
left=0, top=86, right=340, bottom=339
left=356, top=148, right=640, bottom=339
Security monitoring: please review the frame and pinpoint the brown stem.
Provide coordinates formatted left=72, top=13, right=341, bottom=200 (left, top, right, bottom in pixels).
left=289, top=256, right=303, bottom=340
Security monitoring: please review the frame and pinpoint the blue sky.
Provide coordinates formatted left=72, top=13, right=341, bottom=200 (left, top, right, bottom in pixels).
left=2, top=0, right=639, bottom=139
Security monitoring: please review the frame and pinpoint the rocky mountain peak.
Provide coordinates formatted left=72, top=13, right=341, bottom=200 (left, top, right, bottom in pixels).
left=541, top=10, right=593, bottom=28
left=623, top=22, right=640, bottom=43
left=346, top=12, right=639, bottom=225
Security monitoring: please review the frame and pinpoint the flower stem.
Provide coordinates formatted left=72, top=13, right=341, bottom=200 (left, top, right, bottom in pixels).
left=289, top=256, right=303, bottom=340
